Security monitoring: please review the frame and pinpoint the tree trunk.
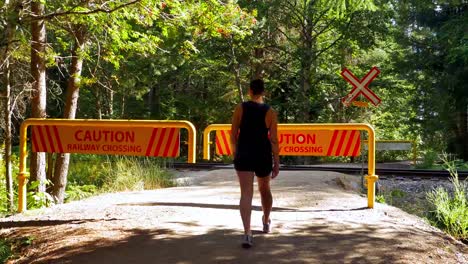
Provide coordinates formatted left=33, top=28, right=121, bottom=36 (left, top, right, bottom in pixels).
left=298, top=10, right=315, bottom=123
left=229, top=37, right=244, bottom=103
left=252, top=48, right=264, bottom=80
left=120, top=94, right=126, bottom=118
left=96, top=86, right=102, bottom=119
left=234, top=66, right=244, bottom=103
left=30, top=0, right=47, bottom=192
left=51, top=27, right=86, bottom=203
left=1, top=3, right=15, bottom=209
left=2, top=54, right=14, bottom=211
left=108, top=88, right=114, bottom=118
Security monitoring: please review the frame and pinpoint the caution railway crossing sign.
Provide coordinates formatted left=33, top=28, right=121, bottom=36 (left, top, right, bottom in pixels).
left=215, top=129, right=361, bottom=157
left=341, top=66, right=381, bottom=107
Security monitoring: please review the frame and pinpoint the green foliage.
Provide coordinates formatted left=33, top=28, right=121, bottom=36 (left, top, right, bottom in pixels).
left=0, top=238, right=12, bottom=264
left=27, top=180, right=55, bottom=209
left=67, top=154, right=107, bottom=187
left=376, top=194, right=386, bottom=204
left=375, top=150, right=414, bottom=163
left=0, top=153, right=20, bottom=215
left=0, top=236, right=34, bottom=263
left=0, top=175, right=12, bottom=216
left=65, top=185, right=98, bottom=203
left=426, top=156, right=468, bottom=240
left=416, top=150, right=440, bottom=169
left=416, top=152, right=468, bottom=170
left=100, top=156, right=175, bottom=192
left=377, top=188, right=407, bottom=206
left=65, top=155, right=175, bottom=200
left=392, top=1, right=468, bottom=160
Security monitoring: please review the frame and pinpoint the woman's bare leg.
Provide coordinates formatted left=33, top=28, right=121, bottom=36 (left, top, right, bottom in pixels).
left=237, top=171, right=254, bottom=235
left=257, top=175, right=272, bottom=224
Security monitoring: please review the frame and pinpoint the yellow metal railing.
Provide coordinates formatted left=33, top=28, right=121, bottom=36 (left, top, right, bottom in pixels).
left=17, top=118, right=196, bottom=213
left=203, top=124, right=232, bottom=160
left=203, top=123, right=378, bottom=208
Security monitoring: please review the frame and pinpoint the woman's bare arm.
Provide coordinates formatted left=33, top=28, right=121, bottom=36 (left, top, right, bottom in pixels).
left=267, top=109, right=280, bottom=178
left=230, top=104, right=242, bottom=157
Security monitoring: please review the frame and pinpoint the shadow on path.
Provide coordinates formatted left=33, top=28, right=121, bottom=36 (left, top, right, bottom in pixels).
left=25, top=220, right=436, bottom=264
left=0, top=218, right=121, bottom=228
left=117, top=202, right=368, bottom=213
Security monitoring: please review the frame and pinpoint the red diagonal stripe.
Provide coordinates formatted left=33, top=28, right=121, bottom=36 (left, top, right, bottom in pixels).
left=335, top=130, right=348, bottom=156
left=343, top=130, right=357, bottom=156
left=37, top=126, right=48, bottom=152
left=146, top=128, right=158, bottom=156
left=327, top=130, right=339, bottom=156
left=44, top=126, right=56, bottom=153
left=154, top=128, right=166, bottom=156
left=216, top=133, right=224, bottom=155
left=163, top=128, right=176, bottom=157
left=352, top=133, right=361, bottom=156
left=31, top=126, right=40, bottom=152
left=170, top=131, right=180, bottom=157
left=53, top=126, right=64, bottom=153
left=220, top=130, right=231, bottom=155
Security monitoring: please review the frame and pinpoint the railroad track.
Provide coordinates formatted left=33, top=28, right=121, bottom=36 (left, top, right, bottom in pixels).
left=170, top=162, right=468, bottom=180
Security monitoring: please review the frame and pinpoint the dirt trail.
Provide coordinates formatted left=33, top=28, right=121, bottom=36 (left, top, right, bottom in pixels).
left=1, top=169, right=467, bottom=264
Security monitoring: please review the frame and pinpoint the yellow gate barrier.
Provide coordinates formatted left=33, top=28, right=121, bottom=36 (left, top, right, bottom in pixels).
left=203, top=123, right=378, bottom=208
left=17, top=118, right=196, bottom=213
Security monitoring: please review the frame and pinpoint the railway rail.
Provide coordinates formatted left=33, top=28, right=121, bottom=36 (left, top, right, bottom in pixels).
left=170, top=162, right=468, bottom=180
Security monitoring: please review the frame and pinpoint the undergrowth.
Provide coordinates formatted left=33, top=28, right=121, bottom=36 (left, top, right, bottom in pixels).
left=0, top=154, right=176, bottom=213
left=66, top=155, right=175, bottom=199
left=100, top=156, right=176, bottom=192
left=0, top=236, right=34, bottom=263
left=426, top=155, right=468, bottom=241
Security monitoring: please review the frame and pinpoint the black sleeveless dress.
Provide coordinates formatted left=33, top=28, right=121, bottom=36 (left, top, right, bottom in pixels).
left=234, top=101, right=273, bottom=177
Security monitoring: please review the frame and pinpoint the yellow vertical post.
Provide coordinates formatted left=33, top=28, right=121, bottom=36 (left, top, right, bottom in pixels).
left=203, top=126, right=211, bottom=161
left=185, top=121, right=197, bottom=163
left=364, top=125, right=378, bottom=208
left=17, top=120, right=31, bottom=213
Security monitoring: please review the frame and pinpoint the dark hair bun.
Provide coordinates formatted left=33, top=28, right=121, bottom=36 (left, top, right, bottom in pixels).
left=250, top=79, right=264, bottom=95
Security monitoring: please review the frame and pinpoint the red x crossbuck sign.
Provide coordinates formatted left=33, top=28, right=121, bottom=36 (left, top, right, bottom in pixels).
left=341, top=66, right=381, bottom=106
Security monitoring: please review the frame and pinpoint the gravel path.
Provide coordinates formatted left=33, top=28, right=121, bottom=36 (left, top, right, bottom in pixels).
left=1, top=169, right=467, bottom=264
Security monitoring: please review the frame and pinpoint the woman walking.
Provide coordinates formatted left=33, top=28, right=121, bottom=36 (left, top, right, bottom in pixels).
left=230, top=79, right=280, bottom=248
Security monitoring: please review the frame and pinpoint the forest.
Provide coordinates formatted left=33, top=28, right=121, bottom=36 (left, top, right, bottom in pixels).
left=0, top=0, right=467, bottom=212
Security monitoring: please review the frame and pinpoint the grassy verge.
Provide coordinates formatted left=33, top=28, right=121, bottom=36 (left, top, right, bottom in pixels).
left=377, top=154, right=468, bottom=243
left=416, top=151, right=468, bottom=170
left=0, top=155, right=176, bottom=211
left=66, top=155, right=176, bottom=202
left=426, top=157, right=468, bottom=242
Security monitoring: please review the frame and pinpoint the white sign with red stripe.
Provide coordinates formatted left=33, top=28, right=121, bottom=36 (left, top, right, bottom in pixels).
left=341, top=67, right=381, bottom=106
